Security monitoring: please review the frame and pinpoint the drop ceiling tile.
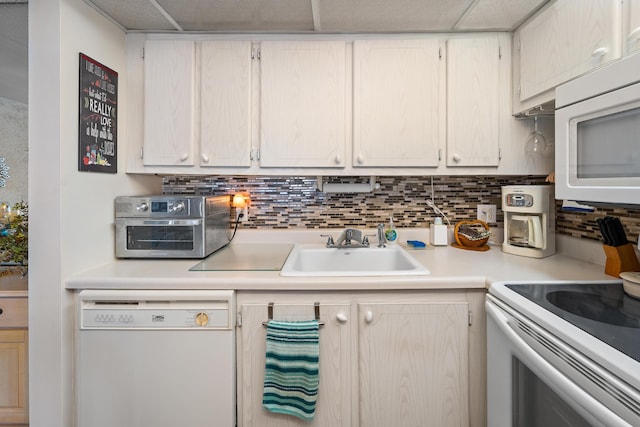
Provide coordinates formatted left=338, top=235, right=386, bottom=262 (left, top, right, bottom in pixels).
left=86, top=0, right=176, bottom=31
left=157, top=0, right=314, bottom=32
left=318, top=0, right=473, bottom=32
left=455, top=0, right=548, bottom=30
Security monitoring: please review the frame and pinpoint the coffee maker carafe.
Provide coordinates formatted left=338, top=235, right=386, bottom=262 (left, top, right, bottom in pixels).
left=502, top=185, right=555, bottom=258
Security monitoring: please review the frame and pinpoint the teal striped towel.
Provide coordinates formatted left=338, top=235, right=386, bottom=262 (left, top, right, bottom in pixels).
left=263, top=320, right=320, bottom=421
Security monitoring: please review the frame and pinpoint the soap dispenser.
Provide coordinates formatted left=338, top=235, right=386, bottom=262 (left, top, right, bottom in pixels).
left=385, top=215, right=398, bottom=245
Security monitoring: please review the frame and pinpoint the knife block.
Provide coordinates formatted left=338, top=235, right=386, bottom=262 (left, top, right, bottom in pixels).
left=603, top=243, right=640, bottom=277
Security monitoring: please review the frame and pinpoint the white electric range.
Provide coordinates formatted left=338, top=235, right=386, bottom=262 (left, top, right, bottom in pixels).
left=487, top=280, right=640, bottom=427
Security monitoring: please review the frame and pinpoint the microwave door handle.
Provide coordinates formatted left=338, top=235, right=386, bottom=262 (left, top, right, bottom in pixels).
left=486, top=301, right=630, bottom=427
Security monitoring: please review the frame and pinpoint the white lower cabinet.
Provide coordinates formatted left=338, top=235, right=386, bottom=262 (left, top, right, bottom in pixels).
left=358, top=302, right=469, bottom=426
left=237, top=301, right=352, bottom=427
left=237, top=291, right=485, bottom=427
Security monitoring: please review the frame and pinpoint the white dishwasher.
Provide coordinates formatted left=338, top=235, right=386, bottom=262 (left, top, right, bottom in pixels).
left=77, top=289, right=235, bottom=427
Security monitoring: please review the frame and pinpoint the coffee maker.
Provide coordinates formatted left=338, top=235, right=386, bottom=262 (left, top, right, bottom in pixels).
left=502, top=185, right=555, bottom=258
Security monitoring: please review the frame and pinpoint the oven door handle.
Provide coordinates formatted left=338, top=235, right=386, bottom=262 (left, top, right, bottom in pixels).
left=115, top=218, right=203, bottom=226
left=486, top=300, right=632, bottom=427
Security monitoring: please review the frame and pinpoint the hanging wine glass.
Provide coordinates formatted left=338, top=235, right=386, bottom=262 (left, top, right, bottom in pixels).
left=525, top=116, right=547, bottom=156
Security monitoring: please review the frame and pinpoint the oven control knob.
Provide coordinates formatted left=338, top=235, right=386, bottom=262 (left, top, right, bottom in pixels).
left=171, top=202, right=185, bottom=213
left=195, top=312, right=209, bottom=326
left=136, top=202, right=148, bottom=212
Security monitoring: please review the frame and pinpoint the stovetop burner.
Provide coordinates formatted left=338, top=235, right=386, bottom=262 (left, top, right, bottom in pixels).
left=507, top=282, right=640, bottom=363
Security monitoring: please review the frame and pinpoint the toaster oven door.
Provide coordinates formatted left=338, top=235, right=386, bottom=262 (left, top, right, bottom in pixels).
left=115, top=218, right=204, bottom=258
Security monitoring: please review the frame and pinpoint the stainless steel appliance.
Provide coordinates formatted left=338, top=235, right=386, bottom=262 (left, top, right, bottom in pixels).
left=502, top=185, right=555, bottom=258
left=115, top=195, right=230, bottom=258
left=77, top=290, right=236, bottom=427
left=555, top=53, right=640, bottom=205
left=487, top=280, right=640, bottom=427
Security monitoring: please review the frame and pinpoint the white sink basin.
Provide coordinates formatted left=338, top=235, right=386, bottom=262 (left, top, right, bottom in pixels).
left=280, top=244, right=430, bottom=277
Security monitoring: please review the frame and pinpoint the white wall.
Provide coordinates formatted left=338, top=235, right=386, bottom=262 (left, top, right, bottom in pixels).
left=0, top=97, right=28, bottom=204
left=29, top=0, right=160, bottom=425
left=0, top=4, right=28, bottom=104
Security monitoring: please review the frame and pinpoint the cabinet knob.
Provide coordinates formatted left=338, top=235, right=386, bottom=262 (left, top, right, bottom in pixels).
left=179, top=153, right=189, bottom=162
left=364, top=310, right=373, bottom=324
left=357, top=154, right=364, bottom=165
left=452, top=154, right=462, bottom=163
left=201, top=153, right=209, bottom=163
left=336, top=313, right=348, bottom=323
left=334, top=154, right=342, bottom=165
left=629, top=27, right=640, bottom=43
left=591, top=47, right=608, bottom=59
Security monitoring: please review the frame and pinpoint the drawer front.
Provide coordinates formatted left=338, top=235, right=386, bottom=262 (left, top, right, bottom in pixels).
left=0, top=298, right=28, bottom=328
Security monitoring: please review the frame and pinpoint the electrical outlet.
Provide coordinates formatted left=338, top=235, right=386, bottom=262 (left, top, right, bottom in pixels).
left=236, top=206, right=248, bottom=222
left=477, top=204, right=497, bottom=224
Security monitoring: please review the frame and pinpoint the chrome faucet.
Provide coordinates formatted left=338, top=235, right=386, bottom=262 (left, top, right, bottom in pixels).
left=376, top=223, right=387, bottom=247
left=323, top=228, right=370, bottom=248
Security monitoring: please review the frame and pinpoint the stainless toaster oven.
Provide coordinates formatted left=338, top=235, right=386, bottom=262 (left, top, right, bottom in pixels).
left=114, top=195, right=230, bottom=258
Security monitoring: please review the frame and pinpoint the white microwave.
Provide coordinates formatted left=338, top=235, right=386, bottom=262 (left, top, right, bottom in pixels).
left=555, top=54, right=640, bottom=205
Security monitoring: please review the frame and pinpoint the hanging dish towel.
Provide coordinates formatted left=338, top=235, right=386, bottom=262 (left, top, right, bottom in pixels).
left=263, top=320, right=320, bottom=421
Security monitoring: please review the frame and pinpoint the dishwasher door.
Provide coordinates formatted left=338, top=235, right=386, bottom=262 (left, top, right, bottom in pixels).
left=76, top=290, right=235, bottom=427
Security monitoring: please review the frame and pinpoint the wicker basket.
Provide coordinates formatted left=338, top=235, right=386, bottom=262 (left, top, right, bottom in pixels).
left=454, top=220, right=491, bottom=248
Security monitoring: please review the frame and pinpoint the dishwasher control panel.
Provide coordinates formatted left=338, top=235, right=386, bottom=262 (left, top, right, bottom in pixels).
left=78, top=290, right=234, bottom=330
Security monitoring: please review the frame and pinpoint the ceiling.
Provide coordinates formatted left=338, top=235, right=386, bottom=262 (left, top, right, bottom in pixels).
left=83, top=0, right=549, bottom=33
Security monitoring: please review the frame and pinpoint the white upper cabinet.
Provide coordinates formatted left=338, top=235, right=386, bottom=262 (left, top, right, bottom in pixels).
left=259, top=41, right=347, bottom=168
left=353, top=39, right=442, bottom=167
left=199, top=41, right=252, bottom=167
left=625, top=0, right=640, bottom=55
left=143, top=39, right=196, bottom=166
left=518, top=0, right=621, bottom=102
left=446, top=37, right=500, bottom=167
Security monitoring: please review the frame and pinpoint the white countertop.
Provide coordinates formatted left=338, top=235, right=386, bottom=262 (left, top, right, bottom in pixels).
left=65, top=229, right=614, bottom=291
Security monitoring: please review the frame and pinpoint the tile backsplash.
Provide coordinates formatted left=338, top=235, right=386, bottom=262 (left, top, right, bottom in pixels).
left=163, top=175, right=640, bottom=244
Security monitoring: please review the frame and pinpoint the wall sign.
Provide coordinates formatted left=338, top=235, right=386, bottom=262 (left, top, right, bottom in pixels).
left=78, top=53, right=118, bottom=173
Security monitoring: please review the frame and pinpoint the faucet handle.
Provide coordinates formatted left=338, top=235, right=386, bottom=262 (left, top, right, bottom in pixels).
left=362, top=234, right=375, bottom=246
left=320, top=234, right=335, bottom=247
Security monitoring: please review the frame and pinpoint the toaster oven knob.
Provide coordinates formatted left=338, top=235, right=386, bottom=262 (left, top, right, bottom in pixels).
left=136, top=202, right=148, bottom=212
left=195, top=312, right=209, bottom=326
left=171, top=202, right=185, bottom=213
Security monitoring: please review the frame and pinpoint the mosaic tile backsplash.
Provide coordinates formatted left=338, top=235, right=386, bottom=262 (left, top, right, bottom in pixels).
left=163, top=175, right=640, bottom=245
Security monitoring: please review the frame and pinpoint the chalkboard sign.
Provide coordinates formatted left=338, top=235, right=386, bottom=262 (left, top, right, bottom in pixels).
left=78, top=53, right=118, bottom=173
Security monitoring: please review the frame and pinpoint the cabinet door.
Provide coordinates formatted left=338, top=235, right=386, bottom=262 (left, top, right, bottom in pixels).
left=358, top=302, right=469, bottom=427
left=447, top=37, right=500, bottom=167
left=238, top=303, right=351, bottom=427
left=353, top=39, right=442, bottom=167
left=199, top=41, right=252, bottom=167
left=0, top=330, right=28, bottom=424
left=260, top=41, right=346, bottom=168
left=143, top=39, right=196, bottom=166
left=519, top=0, right=620, bottom=101
left=626, top=0, right=640, bottom=55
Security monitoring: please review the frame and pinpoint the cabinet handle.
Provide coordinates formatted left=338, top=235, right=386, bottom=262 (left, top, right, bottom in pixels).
left=357, top=154, right=364, bottom=165
left=334, top=154, right=342, bottom=165
left=0, top=308, right=3, bottom=315
left=452, top=153, right=462, bottom=163
left=179, top=153, right=189, bottom=162
left=629, top=27, right=640, bottom=42
left=336, top=313, right=348, bottom=323
left=201, top=153, right=209, bottom=163
left=364, top=310, right=373, bottom=324
left=591, top=47, right=608, bottom=59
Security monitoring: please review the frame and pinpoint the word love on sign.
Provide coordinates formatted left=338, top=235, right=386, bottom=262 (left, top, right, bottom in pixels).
left=78, top=53, right=118, bottom=173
